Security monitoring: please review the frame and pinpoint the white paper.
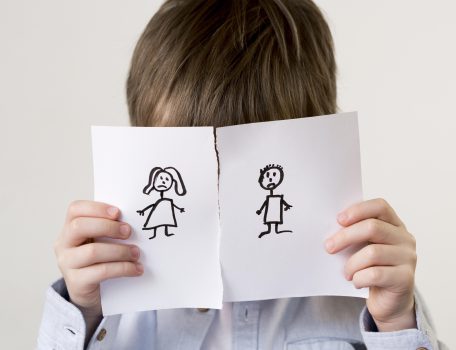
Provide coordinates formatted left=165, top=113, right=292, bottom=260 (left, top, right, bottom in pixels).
left=92, top=126, right=223, bottom=315
left=216, top=112, right=368, bottom=301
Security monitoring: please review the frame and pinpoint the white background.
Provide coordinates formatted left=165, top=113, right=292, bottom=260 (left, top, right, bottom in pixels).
left=0, top=1, right=454, bottom=348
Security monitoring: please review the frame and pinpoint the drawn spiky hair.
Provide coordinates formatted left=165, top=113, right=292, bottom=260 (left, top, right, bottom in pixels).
left=258, top=164, right=284, bottom=183
left=260, top=164, right=283, bottom=174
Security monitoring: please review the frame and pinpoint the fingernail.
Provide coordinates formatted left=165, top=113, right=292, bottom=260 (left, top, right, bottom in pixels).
left=136, top=263, right=144, bottom=274
left=325, top=239, right=334, bottom=253
left=120, top=224, right=130, bottom=237
left=130, top=246, right=140, bottom=259
left=107, top=206, right=118, bottom=217
left=337, top=212, right=347, bottom=223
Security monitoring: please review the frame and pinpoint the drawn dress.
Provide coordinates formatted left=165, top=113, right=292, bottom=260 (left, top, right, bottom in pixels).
left=143, top=198, right=177, bottom=229
left=263, top=194, right=284, bottom=224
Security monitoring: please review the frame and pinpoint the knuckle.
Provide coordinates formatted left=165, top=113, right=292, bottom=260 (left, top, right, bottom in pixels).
left=98, top=264, right=110, bottom=280
left=376, top=197, right=390, bottom=210
left=110, top=221, right=121, bottom=237
left=369, top=267, right=381, bottom=282
left=99, top=219, right=114, bottom=237
left=85, top=244, right=98, bottom=262
left=122, top=245, right=132, bottom=259
left=70, top=217, right=82, bottom=235
left=56, top=250, right=66, bottom=268
left=352, top=272, right=362, bottom=288
left=366, top=218, right=380, bottom=236
left=68, top=200, right=82, bottom=217
left=122, top=262, right=132, bottom=275
left=366, top=245, right=380, bottom=262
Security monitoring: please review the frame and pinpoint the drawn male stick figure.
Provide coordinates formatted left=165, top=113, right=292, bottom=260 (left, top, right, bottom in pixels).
left=256, top=164, right=292, bottom=238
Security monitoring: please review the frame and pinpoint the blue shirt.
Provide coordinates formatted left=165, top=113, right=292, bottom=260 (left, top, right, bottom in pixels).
left=37, top=279, right=446, bottom=350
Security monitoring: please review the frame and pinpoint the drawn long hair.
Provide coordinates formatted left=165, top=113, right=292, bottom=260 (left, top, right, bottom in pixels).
left=142, top=166, right=187, bottom=196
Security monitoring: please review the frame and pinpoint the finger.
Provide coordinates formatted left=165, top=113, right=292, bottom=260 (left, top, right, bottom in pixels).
left=63, top=243, right=140, bottom=269
left=338, top=198, right=404, bottom=228
left=344, top=244, right=415, bottom=280
left=66, top=200, right=120, bottom=223
left=326, top=218, right=404, bottom=254
left=352, top=265, right=414, bottom=290
left=73, top=261, right=144, bottom=286
left=65, top=217, right=131, bottom=247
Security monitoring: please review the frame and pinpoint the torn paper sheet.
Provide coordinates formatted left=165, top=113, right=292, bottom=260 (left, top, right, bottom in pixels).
left=92, top=126, right=223, bottom=315
left=216, top=112, right=368, bottom=302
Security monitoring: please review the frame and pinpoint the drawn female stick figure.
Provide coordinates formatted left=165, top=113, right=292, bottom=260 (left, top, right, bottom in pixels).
left=256, top=164, right=292, bottom=238
left=137, top=167, right=186, bottom=239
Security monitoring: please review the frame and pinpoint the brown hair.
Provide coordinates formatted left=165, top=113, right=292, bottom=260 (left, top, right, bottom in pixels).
left=127, top=0, right=336, bottom=127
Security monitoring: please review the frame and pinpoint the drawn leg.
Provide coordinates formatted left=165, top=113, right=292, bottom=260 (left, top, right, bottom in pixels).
left=164, top=226, right=175, bottom=237
left=149, top=228, right=157, bottom=239
left=258, top=223, right=272, bottom=238
left=275, top=223, right=292, bottom=234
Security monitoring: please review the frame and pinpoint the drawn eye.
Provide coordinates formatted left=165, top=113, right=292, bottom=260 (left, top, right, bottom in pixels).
left=273, top=172, right=276, bottom=177
left=160, top=176, right=163, bottom=180
left=166, top=177, right=169, bottom=181
left=266, top=172, right=270, bottom=178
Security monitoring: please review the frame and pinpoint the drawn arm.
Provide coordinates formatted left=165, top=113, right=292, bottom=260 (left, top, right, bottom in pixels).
left=256, top=200, right=267, bottom=215
left=282, top=198, right=293, bottom=211
left=137, top=203, right=155, bottom=216
left=173, top=203, right=185, bottom=213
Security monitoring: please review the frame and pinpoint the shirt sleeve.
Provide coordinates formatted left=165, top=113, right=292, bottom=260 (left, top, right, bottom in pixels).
left=359, top=289, right=449, bottom=350
left=36, top=278, right=121, bottom=350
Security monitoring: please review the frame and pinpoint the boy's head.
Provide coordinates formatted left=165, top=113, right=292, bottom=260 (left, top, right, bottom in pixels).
left=127, top=0, right=336, bottom=127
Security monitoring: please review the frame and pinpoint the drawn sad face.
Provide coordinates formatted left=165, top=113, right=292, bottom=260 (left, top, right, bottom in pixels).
left=154, top=171, right=173, bottom=192
left=259, top=166, right=284, bottom=190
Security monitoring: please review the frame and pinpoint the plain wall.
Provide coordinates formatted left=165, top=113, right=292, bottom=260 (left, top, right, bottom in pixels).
left=1, top=1, right=454, bottom=348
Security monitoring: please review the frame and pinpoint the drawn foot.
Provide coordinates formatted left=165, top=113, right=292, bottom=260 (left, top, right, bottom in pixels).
left=165, top=232, right=175, bottom=237
left=258, top=231, right=271, bottom=238
left=149, top=234, right=156, bottom=239
left=276, top=230, right=292, bottom=234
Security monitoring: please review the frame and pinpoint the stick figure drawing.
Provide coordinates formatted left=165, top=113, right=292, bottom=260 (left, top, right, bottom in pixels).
left=137, top=167, right=186, bottom=239
left=256, top=164, right=292, bottom=238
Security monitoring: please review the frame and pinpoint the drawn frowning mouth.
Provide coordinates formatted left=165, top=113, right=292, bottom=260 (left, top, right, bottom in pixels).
left=157, top=185, right=167, bottom=189
left=267, top=183, right=275, bottom=188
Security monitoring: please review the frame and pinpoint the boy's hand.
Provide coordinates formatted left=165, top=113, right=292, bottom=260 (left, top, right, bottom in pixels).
left=325, top=198, right=417, bottom=332
left=54, top=200, right=143, bottom=318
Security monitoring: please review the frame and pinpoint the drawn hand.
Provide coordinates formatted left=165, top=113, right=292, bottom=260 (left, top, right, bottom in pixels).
left=325, top=198, right=417, bottom=332
left=54, top=200, right=143, bottom=340
left=137, top=209, right=145, bottom=216
left=256, top=210, right=261, bottom=215
left=284, top=205, right=292, bottom=211
left=180, top=208, right=185, bottom=213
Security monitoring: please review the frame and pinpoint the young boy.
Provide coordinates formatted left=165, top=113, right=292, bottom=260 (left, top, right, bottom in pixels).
left=37, top=0, right=446, bottom=349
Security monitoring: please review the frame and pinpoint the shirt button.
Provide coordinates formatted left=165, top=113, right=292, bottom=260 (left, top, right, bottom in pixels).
left=96, top=328, right=107, bottom=341
left=197, top=308, right=209, bottom=313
